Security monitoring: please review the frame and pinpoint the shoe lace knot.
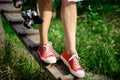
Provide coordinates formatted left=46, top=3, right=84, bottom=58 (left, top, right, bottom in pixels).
left=43, top=44, right=52, bottom=55
left=43, top=42, right=55, bottom=56
left=68, top=53, right=80, bottom=69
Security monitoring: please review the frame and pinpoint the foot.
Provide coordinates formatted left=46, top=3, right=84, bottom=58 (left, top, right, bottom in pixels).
left=37, top=42, right=57, bottom=63
left=60, top=50, right=85, bottom=78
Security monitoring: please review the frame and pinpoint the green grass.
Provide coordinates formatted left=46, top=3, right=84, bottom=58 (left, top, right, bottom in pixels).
left=1, top=5, right=120, bottom=80
left=49, top=13, right=120, bottom=79
left=0, top=18, right=48, bottom=80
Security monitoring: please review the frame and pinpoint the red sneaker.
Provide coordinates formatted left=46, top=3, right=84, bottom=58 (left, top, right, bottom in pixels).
left=60, top=50, right=85, bottom=78
left=37, top=42, right=57, bottom=63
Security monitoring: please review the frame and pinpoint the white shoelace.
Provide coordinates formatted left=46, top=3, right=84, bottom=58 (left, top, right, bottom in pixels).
left=43, top=42, right=56, bottom=56
left=68, top=53, right=80, bottom=69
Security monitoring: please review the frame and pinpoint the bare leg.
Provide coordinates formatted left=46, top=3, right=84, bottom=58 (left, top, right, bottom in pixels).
left=61, top=0, right=77, bottom=54
left=37, top=0, right=52, bottom=45
left=37, top=0, right=57, bottom=64
left=60, top=1, right=85, bottom=77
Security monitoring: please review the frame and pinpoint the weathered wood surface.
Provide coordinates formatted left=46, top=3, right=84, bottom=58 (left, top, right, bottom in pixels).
left=0, top=14, right=5, bottom=51
left=0, top=0, right=12, bottom=3
left=0, top=3, right=20, bottom=13
left=0, top=2, right=83, bottom=80
left=11, top=24, right=39, bottom=36
left=4, top=13, right=24, bottom=23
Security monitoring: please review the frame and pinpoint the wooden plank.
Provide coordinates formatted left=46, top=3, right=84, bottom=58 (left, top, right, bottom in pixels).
left=0, top=3, right=20, bottom=13
left=25, top=47, right=74, bottom=80
left=31, top=51, right=57, bottom=80
left=22, top=34, right=40, bottom=48
left=46, top=61, right=83, bottom=80
left=0, top=0, right=12, bottom=3
left=22, top=35, right=60, bottom=60
left=23, top=36, right=39, bottom=50
left=35, top=52, right=83, bottom=80
left=11, top=24, right=39, bottom=36
left=46, top=60, right=73, bottom=80
left=3, top=13, right=39, bottom=36
left=3, top=12, right=24, bottom=23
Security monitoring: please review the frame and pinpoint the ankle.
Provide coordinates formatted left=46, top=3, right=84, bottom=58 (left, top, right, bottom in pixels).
left=66, top=49, right=77, bottom=54
left=40, top=42, right=49, bottom=46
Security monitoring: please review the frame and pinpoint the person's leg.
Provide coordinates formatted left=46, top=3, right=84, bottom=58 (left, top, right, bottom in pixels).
left=61, top=0, right=77, bottom=54
left=37, top=0, right=57, bottom=63
left=37, top=0, right=52, bottom=45
left=60, top=0, right=85, bottom=78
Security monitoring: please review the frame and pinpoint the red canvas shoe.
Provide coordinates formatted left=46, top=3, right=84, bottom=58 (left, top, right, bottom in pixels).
left=37, top=42, right=57, bottom=63
left=60, top=50, right=85, bottom=78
